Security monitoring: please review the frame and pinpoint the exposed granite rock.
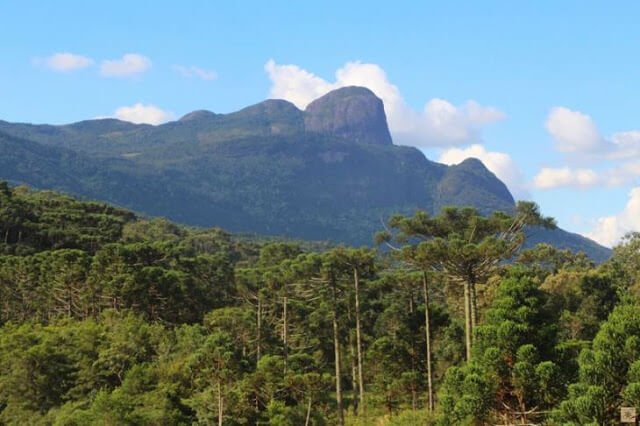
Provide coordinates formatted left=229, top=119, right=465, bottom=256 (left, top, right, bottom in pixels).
left=304, top=86, right=393, bottom=146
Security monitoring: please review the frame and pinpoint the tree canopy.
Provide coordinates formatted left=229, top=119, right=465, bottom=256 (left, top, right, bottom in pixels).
left=0, top=183, right=636, bottom=425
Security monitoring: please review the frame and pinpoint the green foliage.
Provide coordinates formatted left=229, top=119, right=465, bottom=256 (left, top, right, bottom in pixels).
left=555, top=303, right=640, bottom=424
left=0, top=240, right=236, bottom=324
left=0, top=312, right=174, bottom=424
left=0, top=184, right=631, bottom=425
left=0, top=183, right=135, bottom=255
left=607, top=232, right=640, bottom=296
left=437, top=274, right=565, bottom=425
left=517, top=243, right=594, bottom=276
left=543, top=270, right=619, bottom=342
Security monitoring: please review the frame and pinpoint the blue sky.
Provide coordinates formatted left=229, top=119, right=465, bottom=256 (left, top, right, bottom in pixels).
left=2, top=0, right=640, bottom=247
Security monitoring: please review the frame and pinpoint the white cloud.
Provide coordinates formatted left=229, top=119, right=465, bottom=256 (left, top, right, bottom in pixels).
left=545, top=107, right=640, bottom=160
left=532, top=167, right=600, bottom=189
left=532, top=163, right=640, bottom=190
left=610, top=130, right=640, bottom=160
left=173, top=65, right=218, bottom=81
left=536, top=107, right=640, bottom=190
left=34, top=52, right=93, bottom=71
left=439, top=144, right=529, bottom=199
left=605, top=162, right=640, bottom=187
left=264, top=59, right=505, bottom=147
left=100, top=54, right=151, bottom=77
left=111, top=103, right=173, bottom=125
left=545, top=107, right=605, bottom=153
left=585, top=186, right=640, bottom=247
left=264, top=60, right=334, bottom=108
left=464, top=100, right=506, bottom=124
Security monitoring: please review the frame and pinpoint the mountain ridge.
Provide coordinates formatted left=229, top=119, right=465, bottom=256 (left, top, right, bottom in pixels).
left=0, top=87, right=611, bottom=261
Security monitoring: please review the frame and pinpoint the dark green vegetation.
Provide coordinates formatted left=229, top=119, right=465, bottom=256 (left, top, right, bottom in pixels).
left=0, top=183, right=638, bottom=425
left=0, top=87, right=609, bottom=261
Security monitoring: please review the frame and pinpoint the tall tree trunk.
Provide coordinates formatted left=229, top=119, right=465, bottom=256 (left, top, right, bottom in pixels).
left=348, top=335, right=358, bottom=414
left=409, top=287, right=417, bottom=410
left=464, top=279, right=472, bottom=361
left=256, top=298, right=262, bottom=363
left=333, top=308, right=344, bottom=426
left=353, top=267, right=365, bottom=416
left=67, top=287, right=72, bottom=318
left=305, top=397, right=312, bottom=426
left=218, top=379, right=223, bottom=426
left=422, top=272, right=434, bottom=412
left=283, top=295, right=288, bottom=374
left=469, top=277, right=477, bottom=343
left=332, top=280, right=344, bottom=426
left=518, top=394, right=527, bottom=425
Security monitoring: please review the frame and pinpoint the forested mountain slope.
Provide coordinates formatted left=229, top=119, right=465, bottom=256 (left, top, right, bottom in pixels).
left=0, top=87, right=610, bottom=260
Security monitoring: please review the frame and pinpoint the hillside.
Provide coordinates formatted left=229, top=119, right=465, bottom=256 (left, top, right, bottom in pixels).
left=0, top=87, right=610, bottom=260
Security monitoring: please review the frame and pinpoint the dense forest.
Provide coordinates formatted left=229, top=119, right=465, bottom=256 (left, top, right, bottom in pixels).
left=0, top=181, right=638, bottom=425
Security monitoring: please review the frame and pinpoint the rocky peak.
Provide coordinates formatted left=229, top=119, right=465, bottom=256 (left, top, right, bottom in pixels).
left=179, top=110, right=217, bottom=122
left=456, top=158, right=489, bottom=173
left=304, top=86, right=393, bottom=146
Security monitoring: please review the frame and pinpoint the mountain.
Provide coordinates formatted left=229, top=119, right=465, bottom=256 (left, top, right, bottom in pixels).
left=304, top=86, right=393, bottom=145
left=0, top=87, right=611, bottom=261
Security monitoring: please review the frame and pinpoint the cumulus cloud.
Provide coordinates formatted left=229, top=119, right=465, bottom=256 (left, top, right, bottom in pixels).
left=532, top=167, right=600, bottom=189
left=439, top=144, right=529, bottom=200
left=100, top=54, right=151, bottom=77
left=605, top=162, right=640, bottom=187
left=610, top=130, right=640, bottom=160
left=264, top=59, right=505, bottom=147
left=536, top=107, right=640, bottom=190
left=109, top=103, right=173, bottom=125
left=532, top=162, right=640, bottom=190
left=585, top=186, right=640, bottom=247
left=545, top=107, right=640, bottom=160
left=33, top=52, right=93, bottom=71
left=173, top=65, right=218, bottom=81
left=545, top=107, right=606, bottom=153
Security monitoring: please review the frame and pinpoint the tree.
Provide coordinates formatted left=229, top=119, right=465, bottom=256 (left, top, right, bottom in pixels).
left=517, top=243, right=593, bottom=276
left=421, top=271, right=435, bottom=413
left=542, top=271, right=619, bottom=342
left=41, top=250, right=91, bottom=319
left=332, top=246, right=376, bottom=416
left=556, top=302, right=640, bottom=424
left=608, top=232, right=640, bottom=297
left=321, top=252, right=347, bottom=426
left=437, top=271, right=563, bottom=425
left=374, top=271, right=427, bottom=411
left=0, top=311, right=167, bottom=424
left=367, top=336, right=411, bottom=417
left=378, top=202, right=555, bottom=361
left=185, top=331, right=246, bottom=426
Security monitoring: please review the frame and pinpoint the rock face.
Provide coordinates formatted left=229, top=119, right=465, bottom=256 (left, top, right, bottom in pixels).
left=304, top=86, right=393, bottom=146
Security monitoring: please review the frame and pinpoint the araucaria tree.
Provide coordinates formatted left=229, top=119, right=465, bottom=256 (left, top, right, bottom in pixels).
left=377, top=202, right=555, bottom=361
left=331, top=247, right=376, bottom=416
left=555, top=301, right=640, bottom=424
left=437, top=271, right=565, bottom=424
